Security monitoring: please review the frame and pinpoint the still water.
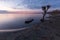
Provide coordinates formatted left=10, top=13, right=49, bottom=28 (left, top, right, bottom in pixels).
left=0, top=13, right=50, bottom=29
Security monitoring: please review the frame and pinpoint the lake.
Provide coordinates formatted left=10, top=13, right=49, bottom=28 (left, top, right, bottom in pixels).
left=0, top=12, right=50, bottom=29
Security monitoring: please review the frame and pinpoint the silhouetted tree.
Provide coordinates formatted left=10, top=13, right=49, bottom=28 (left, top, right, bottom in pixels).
left=47, top=5, right=51, bottom=11
left=41, top=5, right=51, bottom=22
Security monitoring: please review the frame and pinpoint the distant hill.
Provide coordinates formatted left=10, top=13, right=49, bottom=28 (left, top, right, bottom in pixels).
left=0, top=10, right=8, bottom=13
left=48, top=10, right=60, bottom=16
left=48, top=10, right=60, bottom=14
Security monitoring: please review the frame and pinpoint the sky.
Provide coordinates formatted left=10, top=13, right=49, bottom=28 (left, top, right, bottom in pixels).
left=0, top=0, right=27, bottom=11
left=0, top=0, right=35, bottom=11
left=0, top=0, right=60, bottom=11
left=0, top=0, right=43, bottom=11
left=0, top=0, right=20, bottom=11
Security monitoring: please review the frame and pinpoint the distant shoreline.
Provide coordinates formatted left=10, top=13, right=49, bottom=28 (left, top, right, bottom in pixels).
left=0, top=8, right=60, bottom=14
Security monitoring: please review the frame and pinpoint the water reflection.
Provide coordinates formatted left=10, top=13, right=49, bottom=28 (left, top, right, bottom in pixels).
left=0, top=13, right=49, bottom=29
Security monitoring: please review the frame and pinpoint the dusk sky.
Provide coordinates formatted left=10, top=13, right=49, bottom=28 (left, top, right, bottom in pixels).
left=0, top=0, right=47, bottom=11
left=0, top=0, right=60, bottom=11
left=0, top=0, right=22, bottom=11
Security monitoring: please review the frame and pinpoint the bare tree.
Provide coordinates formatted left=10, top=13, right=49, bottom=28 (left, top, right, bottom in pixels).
left=41, top=5, right=51, bottom=22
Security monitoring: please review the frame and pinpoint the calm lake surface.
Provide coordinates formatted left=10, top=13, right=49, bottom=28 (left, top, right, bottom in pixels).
left=0, top=13, right=50, bottom=29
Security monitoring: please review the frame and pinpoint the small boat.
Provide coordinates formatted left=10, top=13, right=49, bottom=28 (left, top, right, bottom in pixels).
left=25, top=19, right=34, bottom=24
